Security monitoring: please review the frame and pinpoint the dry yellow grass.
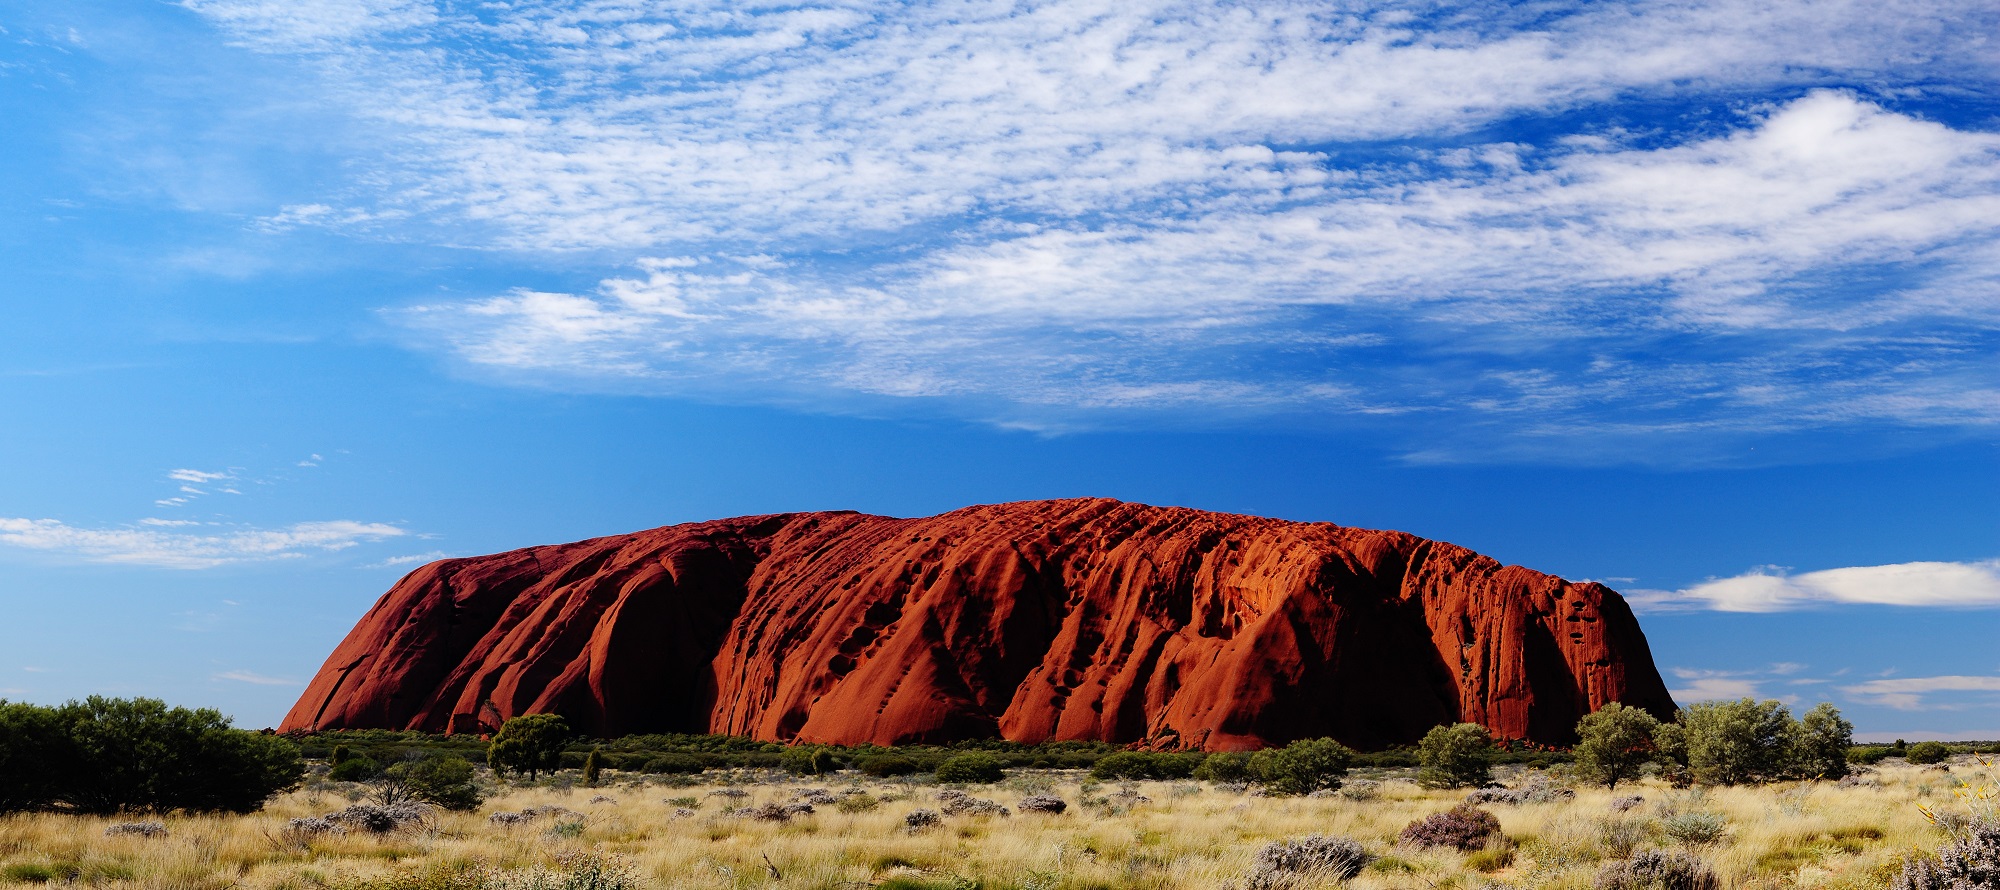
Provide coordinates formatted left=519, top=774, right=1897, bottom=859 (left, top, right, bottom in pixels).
left=0, top=758, right=1988, bottom=890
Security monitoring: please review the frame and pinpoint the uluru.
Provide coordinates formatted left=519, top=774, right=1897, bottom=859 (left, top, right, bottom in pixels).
left=282, top=498, right=1675, bottom=750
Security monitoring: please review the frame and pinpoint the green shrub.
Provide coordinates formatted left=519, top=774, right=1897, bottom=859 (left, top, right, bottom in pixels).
left=779, top=745, right=838, bottom=776
left=1574, top=703, right=1661, bottom=789
left=1848, top=746, right=1893, bottom=765
left=934, top=753, right=1004, bottom=784
left=486, top=714, right=571, bottom=780
left=1906, top=741, right=1951, bottom=765
left=383, top=754, right=483, bottom=810
left=1661, top=811, right=1727, bottom=848
left=582, top=748, right=603, bottom=786
left=329, top=755, right=382, bottom=782
left=1416, top=723, right=1494, bottom=789
left=1251, top=738, right=1354, bottom=795
left=642, top=753, right=704, bottom=775
left=861, top=755, right=920, bottom=777
left=1194, top=751, right=1252, bottom=782
left=23, top=696, right=305, bottom=814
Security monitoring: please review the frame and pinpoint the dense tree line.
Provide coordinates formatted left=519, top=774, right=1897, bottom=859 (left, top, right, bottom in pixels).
left=0, top=697, right=302, bottom=814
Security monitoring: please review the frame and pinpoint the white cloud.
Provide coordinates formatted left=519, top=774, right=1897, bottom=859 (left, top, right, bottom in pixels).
left=1634, top=559, right=2000, bottom=612
left=182, top=0, right=2000, bottom=448
left=212, top=670, right=302, bottom=686
left=0, top=517, right=406, bottom=569
left=1670, top=675, right=1765, bottom=703
left=168, top=469, right=232, bottom=484
left=367, top=550, right=449, bottom=568
left=1839, top=676, right=2000, bottom=710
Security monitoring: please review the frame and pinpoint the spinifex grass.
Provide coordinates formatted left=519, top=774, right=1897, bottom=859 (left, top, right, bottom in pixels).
left=0, top=761, right=1971, bottom=890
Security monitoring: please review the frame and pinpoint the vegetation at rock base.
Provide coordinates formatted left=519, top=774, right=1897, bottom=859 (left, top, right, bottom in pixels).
left=1416, top=723, right=1495, bottom=789
left=486, top=715, right=572, bottom=780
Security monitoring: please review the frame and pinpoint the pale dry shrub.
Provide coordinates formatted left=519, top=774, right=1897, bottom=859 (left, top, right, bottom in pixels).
left=1891, top=819, right=2000, bottom=890
left=1245, top=835, right=1371, bottom=889
left=1593, top=849, right=1721, bottom=890
left=103, top=820, right=168, bottom=838
left=1400, top=806, right=1501, bottom=850
left=1018, top=794, right=1067, bottom=814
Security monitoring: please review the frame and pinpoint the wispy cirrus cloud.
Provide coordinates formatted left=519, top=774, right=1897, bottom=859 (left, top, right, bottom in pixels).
left=0, top=517, right=406, bottom=569
left=213, top=669, right=302, bottom=687
left=1839, top=676, right=2000, bottom=711
left=181, top=0, right=2000, bottom=455
left=1628, top=559, right=2000, bottom=613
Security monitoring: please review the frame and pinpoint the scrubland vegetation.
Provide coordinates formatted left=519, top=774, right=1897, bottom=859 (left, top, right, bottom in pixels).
left=4, top=698, right=1997, bottom=890
left=0, top=750, right=1993, bottom=890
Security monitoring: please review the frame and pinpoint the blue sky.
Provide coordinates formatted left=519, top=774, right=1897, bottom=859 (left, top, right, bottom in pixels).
left=1, top=0, right=1996, bottom=740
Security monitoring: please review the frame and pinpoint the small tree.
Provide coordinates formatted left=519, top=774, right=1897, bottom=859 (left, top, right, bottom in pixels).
left=1788, top=703, right=1853, bottom=779
left=1416, top=723, right=1493, bottom=788
left=582, top=748, right=603, bottom=786
left=0, top=701, right=66, bottom=812
left=1573, top=702, right=1661, bottom=789
left=487, top=714, right=571, bottom=780
left=1680, top=699, right=1792, bottom=785
left=1250, top=738, right=1354, bottom=795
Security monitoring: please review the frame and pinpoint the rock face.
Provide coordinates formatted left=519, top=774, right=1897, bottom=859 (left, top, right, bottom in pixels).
left=281, top=499, right=1675, bottom=749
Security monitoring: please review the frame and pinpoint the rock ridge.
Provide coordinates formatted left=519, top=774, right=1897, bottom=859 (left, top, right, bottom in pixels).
left=281, top=498, right=1675, bottom=749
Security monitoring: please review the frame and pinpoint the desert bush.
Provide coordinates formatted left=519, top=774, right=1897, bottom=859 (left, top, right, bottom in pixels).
left=861, top=754, right=921, bottom=777
left=1848, top=746, right=1894, bottom=765
left=1660, top=811, right=1726, bottom=848
left=103, top=820, right=168, bottom=838
left=1245, top=835, right=1372, bottom=889
left=582, top=748, right=603, bottom=786
left=938, top=789, right=1008, bottom=816
left=641, top=753, right=704, bottom=775
left=1610, top=795, right=1645, bottom=812
left=779, top=745, right=839, bottom=776
left=1018, top=794, right=1067, bottom=814
left=903, top=808, right=942, bottom=830
left=1892, top=818, right=2000, bottom=890
left=326, top=802, right=434, bottom=834
left=1788, top=703, right=1853, bottom=779
left=1416, top=723, right=1494, bottom=789
left=836, top=791, right=879, bottom=813
left=1195, top=751, right=1253, bottom=782
left=1665, top=699, right=1852, bottom=784
left=380, top=754, right=483, bottom=810
left=1575, top=703, right=1662, bottom=789
left=487, top=714, right=571, bottom=780
left=1340, top=780, right=1381, bottom=801
left=1593, top=849, right=1721, bottom=890
left=330, top=755, right=383, bottom=782
left=3, top=696, right=305, bottom=814
left=1399, top=805, right=1501, bottom=850
left=934, top=753, right=1004, bottom=784
left=1906, top=741, right=1951, bottom=765
left=1251, top=737, right=1354, bottom=795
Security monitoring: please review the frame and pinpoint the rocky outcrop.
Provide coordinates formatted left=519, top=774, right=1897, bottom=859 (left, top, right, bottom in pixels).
left=281, top=499, right=1675, bottom=749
